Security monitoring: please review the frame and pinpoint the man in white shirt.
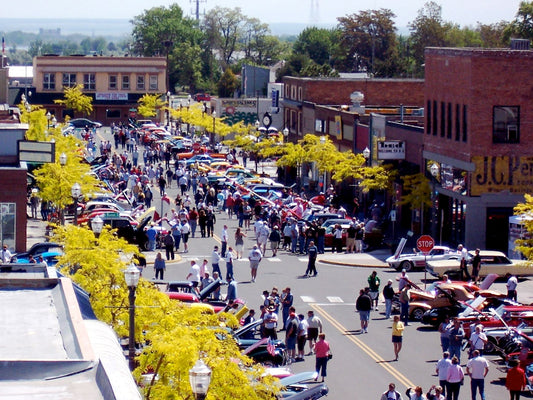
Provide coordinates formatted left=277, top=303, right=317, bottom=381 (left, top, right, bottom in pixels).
left=1, top=245, right=12, bottom=263
left=180, top=221, right=190, bottom=253
left=436, top=351, right=452, bottom=398
left=466, top=350, right=489, bottom=400
left=248, top=245, right=263, bottom=283
left=186, top=260, right=201, bottom=289
left=220, top=224, right=229, bottom=257
left=212, top=246, right=221, bottom=275
left=506, top=273, right=518, bottom=302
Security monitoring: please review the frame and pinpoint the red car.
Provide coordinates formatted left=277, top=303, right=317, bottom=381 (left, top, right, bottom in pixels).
left=164, top=279, right=227, bottom=312
left=457, top=305, right=533, bottom=337
left=194, top=93, right=211, bottom=102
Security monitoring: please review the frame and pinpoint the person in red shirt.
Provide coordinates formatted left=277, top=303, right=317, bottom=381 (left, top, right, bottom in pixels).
left=506, top=358, right=527, bottom=400
left=314, top=333, right=331, bottom=382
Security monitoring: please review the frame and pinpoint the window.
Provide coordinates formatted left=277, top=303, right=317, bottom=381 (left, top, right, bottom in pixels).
left=122, top=75, right=130, bottom=90
left=447, top=103, right=452, bottom=139
left=136, top=75, right=145, bottom=90
left=426, top=100, right=432, bottom=134
left=43, top=73, right=55, bottom=90
left=440, top=102, right=445, bottom=137
left=149, top=75, right=158, bottom=90
left=62, top=73, right=76, bottom=88
left=0, top=203, right=16, bottom=250
left=493, top=106, right=520, bottom=143
left=109, top=75, right=118, bottom=90
left=83, top=73, right=95, bottom=90
left=106, top=109, right=121, bottom=118
left=455, top=104, right=460, bottom=141
left=432, top=100, right=437, bottom=135
left=462, top=105, right=468, bottom=142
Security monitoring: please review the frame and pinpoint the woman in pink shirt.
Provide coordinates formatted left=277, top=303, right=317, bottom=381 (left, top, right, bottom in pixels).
left=314, top=333, right=331, bottom=382
left=446, top=356, right=464, bottom=400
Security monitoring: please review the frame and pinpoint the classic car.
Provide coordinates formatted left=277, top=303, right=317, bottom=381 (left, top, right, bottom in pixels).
left=278, top=372, right=329, bottom=399
left=457, top=304, right=533, bottom=338
left=69, top=118, right=102, bottom=128
left=164, top=279, right=239, bottom=313
left=408, top=284, right=477, bottom=321
left=386, top=245, right=460, bottom=272
left=481, top=324, right=533, bottom=354
left=14, top=250, right=61, bottom=266
left=426, top=250, right=527, bottom=279
left=10, top=242, right=63, bottom=262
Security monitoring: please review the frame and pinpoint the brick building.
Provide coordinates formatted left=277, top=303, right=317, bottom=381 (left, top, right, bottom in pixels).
left=423, top=47, right=533, bottom=251
left=30, top=56, right=167, bottom=125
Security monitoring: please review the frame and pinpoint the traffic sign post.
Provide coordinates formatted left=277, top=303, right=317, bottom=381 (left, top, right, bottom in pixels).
left=417, top=235, right=435, bottom=289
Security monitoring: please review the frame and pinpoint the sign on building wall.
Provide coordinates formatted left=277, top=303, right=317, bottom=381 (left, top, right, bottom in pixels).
left=377, top=141, right=405, bottom=160
left=334, top=115, right=342, bottom=139
left=96, top=92, right=128, bottom=101
left=472, top=156, right=533, bottom=195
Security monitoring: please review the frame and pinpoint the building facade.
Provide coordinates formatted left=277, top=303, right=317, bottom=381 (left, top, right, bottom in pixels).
left=423, top=47, right=533, bottom=252
left=32, top=56, right=167, bottom=125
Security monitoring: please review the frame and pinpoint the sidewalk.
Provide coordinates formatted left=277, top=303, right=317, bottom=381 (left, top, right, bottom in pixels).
left=319, top=249, right=390, bottom=268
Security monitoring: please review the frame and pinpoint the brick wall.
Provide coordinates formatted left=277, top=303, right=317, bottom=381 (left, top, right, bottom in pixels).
left=0, top=168, right=28, bottom=252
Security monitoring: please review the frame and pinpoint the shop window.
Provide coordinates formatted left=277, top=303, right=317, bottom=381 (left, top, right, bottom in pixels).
left=106, top=109, right=121, bottom=118
left=83, top=73, right=95, bottom=90
left=0, top=203, right=16, bottom=250
left=493, top=106, right=520, bottom=143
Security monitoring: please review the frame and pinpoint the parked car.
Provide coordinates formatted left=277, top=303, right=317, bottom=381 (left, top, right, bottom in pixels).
left=457, top=304, right=533, bottom=338
left=165, top=279, right=229, bottom=312
left=481, top=324, right=533, bottom=354
left=278, top=372, right=329, bottom=399
left=322, top=219, right=352, bottom=249
left=427, top=250, right=527, bottom=279
left=69, top=118, right=102, bottom=128
left=408, top=284, right=477, bottom=321
left=386, top=245, right=460, bottom=272
left=90, top=215, right=150, bottom=251
left=14, top=250, right=61, bottom=266
left=10, top=242, right=63, bottom=263
left=194, top=93, right=211, bottom=102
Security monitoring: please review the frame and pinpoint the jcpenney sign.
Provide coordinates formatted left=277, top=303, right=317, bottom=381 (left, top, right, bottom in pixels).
left=377, top=141, right=405, bottom=160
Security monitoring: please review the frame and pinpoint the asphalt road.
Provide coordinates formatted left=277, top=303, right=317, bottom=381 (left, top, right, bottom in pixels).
left=96, top=127, right=523, bottom=399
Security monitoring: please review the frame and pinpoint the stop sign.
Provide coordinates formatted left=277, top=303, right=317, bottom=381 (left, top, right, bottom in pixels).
left=417, top=235, right=435, bottom=254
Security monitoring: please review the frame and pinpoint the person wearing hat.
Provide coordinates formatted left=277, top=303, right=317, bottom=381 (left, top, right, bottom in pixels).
left=248, top=244, right=263, bottom=282
left=269, top=225, right=281, bottom=257
left=263, top=305, right=278, bottom=339
left=383, top=279, right=395, bottom=319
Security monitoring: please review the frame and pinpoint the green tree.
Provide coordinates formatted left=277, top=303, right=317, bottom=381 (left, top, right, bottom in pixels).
left=131, top=4, right=202, bottom=90
left=337, top=9, right=400, bottom=76
left=504, top=1, right=533, bottom=41
left=477, top=21, right=509, bottom=47
left=217, top=68, right=240, bottom=97
left=293, top=27, right=335, bottom=66
left=399, top=173, right=432, bottom=233
left=408, top=2, right=450, bottom=75
left=202, top=6, right=245, bottom=68
left=54, top=84, right=93, bottom=116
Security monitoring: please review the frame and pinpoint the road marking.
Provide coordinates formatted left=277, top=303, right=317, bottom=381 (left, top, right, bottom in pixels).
left=311, top=303, right=415, bottom=390
left=300, top=296, right=316, bottom=303
left=326, top=296, right=344, bottom=303
left=267, top=257, right=282, bottom=262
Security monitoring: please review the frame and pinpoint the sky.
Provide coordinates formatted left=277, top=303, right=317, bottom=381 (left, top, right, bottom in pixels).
left=1, top=0, right=522, bottom=28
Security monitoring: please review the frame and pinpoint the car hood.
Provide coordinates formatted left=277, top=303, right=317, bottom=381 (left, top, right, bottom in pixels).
left=198, top=278, right=222, bottom=300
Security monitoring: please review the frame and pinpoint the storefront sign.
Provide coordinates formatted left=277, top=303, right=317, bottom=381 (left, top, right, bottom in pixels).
left=472, top=156, right=533, bottom=195
left=95, top=92, right=129, bottom=101
left=377, top=141, right=405, bottom=160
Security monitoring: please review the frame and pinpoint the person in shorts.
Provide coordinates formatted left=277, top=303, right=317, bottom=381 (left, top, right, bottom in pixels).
left=306, top=310, right=323, bottom=355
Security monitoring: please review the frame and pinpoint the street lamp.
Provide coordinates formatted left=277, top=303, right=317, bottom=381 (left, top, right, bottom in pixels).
left=51, top=116, right=57, bottom=128
left=212, top=110, right=216, bottom=146
left=166, top=91, right=171, bottom=129
left=283, top=127, right=289, bottom=142
left=362, top=147, right=370, bottom=162
left=320, top=136, right=327, bottom=191
left=124, top=263, right=141, bottom=371
left=59, top=152, right=67, bottom=166
left=430, top=163, right=440, bottom=242
left=59, top=153, right=67, bottom=224
left=46, top=111, right=51, bottom=131
left=189, top=359, right=212, bottom=400
left=92, top=215, right=104, bottom=237
left=71, top=182, right=82, bottom=226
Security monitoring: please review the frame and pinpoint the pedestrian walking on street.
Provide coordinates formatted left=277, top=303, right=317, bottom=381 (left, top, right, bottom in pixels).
left=154, top=252, right=166, bottom=280
left=356, top=288, right=372, bottom=333
left=269, top=225, right=281, bottom=257
left=163, top=231, right=175, bottom=260
left=281, top=287, right=294, bottom=330
left=458, top=244, right=470, bottom=281
left=399, top=284, right=411, bottom=326
left=506, top=358, right=527, bottom=400
left=436, top=351, right=451, bottom=398
left=380, top=383, right=403, bottom=400
left=438, top=317, right=451, bottom=353
left=392, top=315, right=405, bottom=361
left=446, top=356, right=464, bottom=400
left=368, top=270, right=381, bottom=311
left=447, top=319, right=465, bottom=363
left=263, top=305, right=278, bottom=339
left=306, top=310, right=323, bottom=355
left=471, top=248, right=482, bottom=284
left=211, top=246, right=221, bottom=276
left=466, top=349, right=489, bottom=400
left=468, top=324, right=487, bottom=357
left=225, top=246, right=234, bottom=280
left=506, top=273, right=518, bottom=302
left=305, top=240, right=318, bottom=277
left=180, top=220, right=190, bottom=253
left=220, top=224, right=229, bottom=257
left=296, top=314, right=308, bottom=361
left=234, top=227, right=246, bottom=259
left=383, top=279, right=395, bottom=319
left=248, top=245, right=263, bottom=283
left=314, top=333, right=331, bottom=382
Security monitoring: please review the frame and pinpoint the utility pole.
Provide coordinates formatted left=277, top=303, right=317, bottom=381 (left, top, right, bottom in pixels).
left=190, top=0, right=206, bottom=21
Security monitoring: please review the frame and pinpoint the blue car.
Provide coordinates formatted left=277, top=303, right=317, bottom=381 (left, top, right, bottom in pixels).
left=15, top=251, right=61, bottom=266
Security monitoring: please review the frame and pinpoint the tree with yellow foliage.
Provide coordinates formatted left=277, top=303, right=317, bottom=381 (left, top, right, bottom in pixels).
left=398, top=173, right=432, bottom=234
left=137, top=93, right=166, bottom=118
left=54, top=224, right=279, bottom=399
left=54, top=84, right=93, bottom=116
left=513, top=194, right=533, bottom=262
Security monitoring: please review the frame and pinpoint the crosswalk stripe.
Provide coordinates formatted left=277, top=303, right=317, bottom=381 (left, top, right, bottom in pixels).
left=300, top=296, right=315, bottom=302
left=326, top=296, right=344, bottom=303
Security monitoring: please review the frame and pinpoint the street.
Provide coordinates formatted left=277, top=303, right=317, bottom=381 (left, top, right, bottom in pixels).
left=96, top=127, right=520, bottom=399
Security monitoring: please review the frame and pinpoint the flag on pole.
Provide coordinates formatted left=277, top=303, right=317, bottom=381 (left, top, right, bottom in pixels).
left=266, top=338, right=276, bottom=357
left=2, top=37, right=4, bottom=54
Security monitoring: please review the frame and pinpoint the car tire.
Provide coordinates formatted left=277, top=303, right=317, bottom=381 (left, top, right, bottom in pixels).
left=400, top=260, right=413, bottom=272
left=484, top=337, right=497, bottom=354
left=411, top=308, right=425, bottom=321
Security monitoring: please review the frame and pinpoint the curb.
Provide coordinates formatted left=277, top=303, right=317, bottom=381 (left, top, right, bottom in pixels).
left=319, top=259, right=389, bottom=268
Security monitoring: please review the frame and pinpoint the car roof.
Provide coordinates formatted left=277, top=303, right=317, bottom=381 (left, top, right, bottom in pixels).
left=469, top=250, right=507, bottom=257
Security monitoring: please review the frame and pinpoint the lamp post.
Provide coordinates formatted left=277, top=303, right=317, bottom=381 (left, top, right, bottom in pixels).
left=320, top=136, right=327, bottom=191
left=59, top=153, right=67, bottom=225
left=212, top=110, right=216, bottom=146
left=189, top=359, right=212, bottom=400
left=51, top=116, right=57, bottom=128
left=124, top=263, right=140, bottom=371
left=362, top=147, right=370, bottom=164
left=166, top=91, right=171, bottom=129
left=46, top=111, right=51, bottom=131
left=430, top=163, right=440, bottom=241
left=283, top=127, right=289, bottom=142
left=92, top=215, right=104, bottom=237
left=71, top=182, right=82, bottom=226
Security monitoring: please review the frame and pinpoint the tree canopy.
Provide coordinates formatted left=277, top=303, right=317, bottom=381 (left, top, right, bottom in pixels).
left=53, top=84, right=93, bottom=116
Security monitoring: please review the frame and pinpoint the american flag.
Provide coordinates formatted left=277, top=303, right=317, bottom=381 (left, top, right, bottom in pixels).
left=266, top=338, right=276, bottom=357
left=161, top=194, right=171, bottom=204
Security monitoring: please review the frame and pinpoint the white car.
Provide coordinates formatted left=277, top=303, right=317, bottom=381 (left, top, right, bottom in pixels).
left=386, top=245, right=461, bottom=272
